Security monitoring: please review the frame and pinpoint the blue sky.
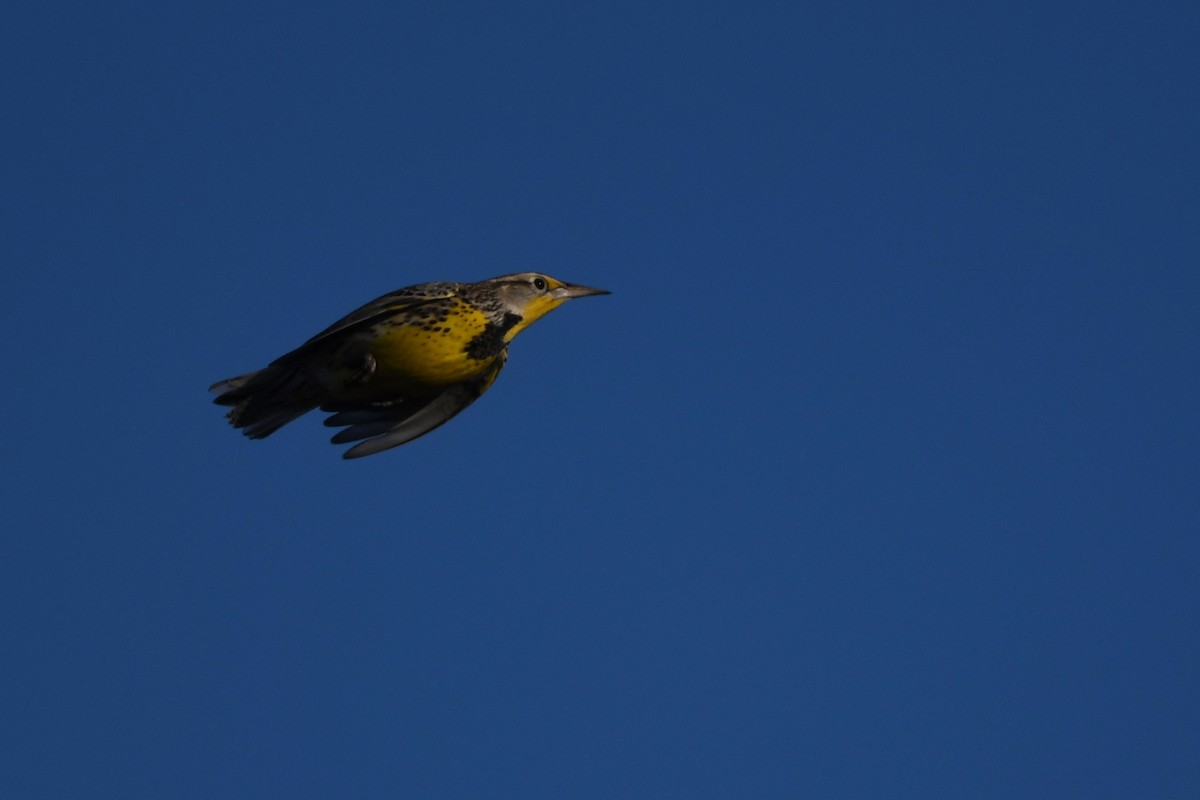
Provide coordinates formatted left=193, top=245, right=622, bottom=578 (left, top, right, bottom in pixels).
left=3, top=1, right=1198, bottom=797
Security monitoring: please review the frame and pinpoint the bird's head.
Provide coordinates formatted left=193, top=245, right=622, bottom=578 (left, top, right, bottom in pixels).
left=489, top=272, right=609, bottom=341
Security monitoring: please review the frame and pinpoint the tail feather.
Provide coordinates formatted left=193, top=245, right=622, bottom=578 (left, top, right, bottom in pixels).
left=210, top=366, right=321, bottom=439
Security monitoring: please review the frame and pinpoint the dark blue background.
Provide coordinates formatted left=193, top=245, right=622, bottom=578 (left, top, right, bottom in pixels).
left=4, top=2, right=1198, bottom=796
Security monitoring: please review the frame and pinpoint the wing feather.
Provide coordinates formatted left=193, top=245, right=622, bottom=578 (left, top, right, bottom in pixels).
left=270, top=283, right=460, bottom=366
left=327, top=354, right=506, bottom=458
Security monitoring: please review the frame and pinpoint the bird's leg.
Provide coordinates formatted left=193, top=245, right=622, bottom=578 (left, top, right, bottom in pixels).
left=347, top=351, right=377, bottom=385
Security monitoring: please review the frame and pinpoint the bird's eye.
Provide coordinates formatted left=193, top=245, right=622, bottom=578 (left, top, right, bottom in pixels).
left=532, top=277, right=548, bottom=292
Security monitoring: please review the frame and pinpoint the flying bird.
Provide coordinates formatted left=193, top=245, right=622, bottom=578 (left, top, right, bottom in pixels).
left=211, top=272, right=609, bottom=458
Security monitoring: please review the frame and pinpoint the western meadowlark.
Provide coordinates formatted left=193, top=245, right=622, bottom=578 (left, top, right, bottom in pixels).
left=211, top=272, right=609, bottom=458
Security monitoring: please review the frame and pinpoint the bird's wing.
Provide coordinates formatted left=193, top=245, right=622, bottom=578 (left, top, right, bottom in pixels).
left=323, top=352, right=506, bottom=459
left=270, top=283, right=460, bottom=365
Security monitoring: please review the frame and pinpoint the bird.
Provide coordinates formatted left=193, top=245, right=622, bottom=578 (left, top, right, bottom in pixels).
left=210, top=272, right=609, bottom=458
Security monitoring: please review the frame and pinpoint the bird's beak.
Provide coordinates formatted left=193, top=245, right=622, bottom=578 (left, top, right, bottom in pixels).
left=553, top=282, right=611, bottom=300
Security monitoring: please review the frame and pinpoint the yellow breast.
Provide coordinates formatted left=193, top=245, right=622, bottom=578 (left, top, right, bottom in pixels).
left=364, top=299, right=495, bottom=392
